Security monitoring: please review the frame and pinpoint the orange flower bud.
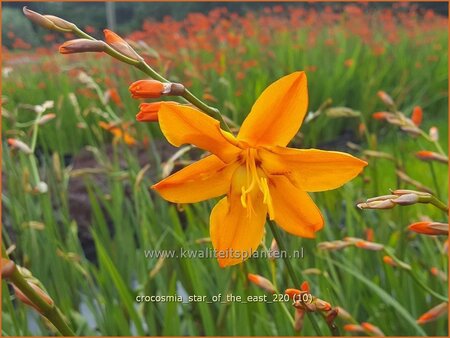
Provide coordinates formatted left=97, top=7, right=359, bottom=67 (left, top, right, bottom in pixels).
left=377, top=90, right=394, bottom=106
left=343, top=324, right=365, bottom=333
left=417, top=302, right=447, bottom=325
left=7, top=138, right=33, bottom=154
left=354, top=240, right=384, bottom=251
left=415, top=151, right=448, bottom=164
left=411, top=106, right=423, bottom=126
left=408, top=221, right=448, bottom=236
left=372, top=112, right=391, bottom=120
left=37, top=113, right=56, bottom=125
left=382, top=255, right=397, bottom=267
left=103, top=29, right=142, bottom=61
left=361, top=322, right=385, bottom=336
left=129, top=80, right=168, bottom=99
left=23, top=7, right=75, bottom=33
left=315, top=298, right=331, bottom=311
left=59, top=39, right=107, bottom=54
left=247, top=273, right=276, bottom=293
left=335, top=306, right=353, bottom=322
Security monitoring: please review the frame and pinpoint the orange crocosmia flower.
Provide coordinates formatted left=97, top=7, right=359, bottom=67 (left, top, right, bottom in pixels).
left=152, top=72, right=367, bottom=267
left=98, top=121, right=137, bottom=145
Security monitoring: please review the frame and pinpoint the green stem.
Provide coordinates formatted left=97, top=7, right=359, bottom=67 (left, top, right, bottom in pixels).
left=2, top=248, right=75, bottom=336
left=267, top=220, right=323, bottom=336
left=428, top=162, right=442, bottom=200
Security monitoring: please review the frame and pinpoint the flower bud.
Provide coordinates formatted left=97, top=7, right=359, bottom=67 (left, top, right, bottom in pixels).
left=361, top=322, right=385, bottom=336
left=23, top=7, right=75, bottom=33
left=343, top=324, right=365, bottom=333
left=7, top=138, right=32, bottom=154
left=411, top=106, right=423, bottom=126
left=354, top=240, right=384, bottom=251
left=129, top=80, right=170, bottom=99
left=103, top=29, right=143, bottom=61
left=372, top=112, right=392, bottom=121
left=59, top=39, right=107, bottom=54
left=247, top=273, right=276, bottom=293
left=417, top=302, right=448, bottom=325
left=335, top=306, right=353, bottom=322
left=357, top=199, right=396, bottom=210
left=416, top=151, right=448, bottom=164
left=408, top=221, right=448, bottom=236
left=37, top=113, right=56, bottom=125
left=377, top=90, right=394, bottom=106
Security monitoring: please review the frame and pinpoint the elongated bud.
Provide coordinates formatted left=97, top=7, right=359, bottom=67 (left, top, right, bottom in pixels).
left=7, top=138, right=33, bottom=154
left=408, top=221, right=448, bottom=236
left=382, top=255, right=397, bottom=267
left=59, top=39, right=107, bottom=54
left=317, top=240, right=352, bottom=251
left=103, top=29, right=143, bottom=61
left=372, top=111, right=393, bottom=120
left=429, top=126, right=439, bottom=142
left=37, top=113, right=56, bottom=125
left=23, top=7, right=75, bottom=33
left=416, top=151, right=448, bottom=164
left=335, top=306, right=353, bottom=321
left=343, top=324, right=365, bottom=333
left=325, top=107, right=360, bottom=118
left=411, top=106, right=423, bottom=126
left=129, top=80, right=185, bottom=99
left=13, top=282, right=54, bottom=313
left=417, top=302, right=448, bottom=324
left=314, top=298, right=332, bottom=311
left=354, top=240, right=384, bottom=251
left=400, top=125, right=421, bottom=137
left=357, top=199, right=396, bottom=210
left=136, top=101, right=179, bottom=122
left=247, top=273, right=276, bottom=293
left=377, top=90, right=394, bottom=107
left=1, top=258, right=16, bottom=278
left=361, top=322, right=385, bottom=336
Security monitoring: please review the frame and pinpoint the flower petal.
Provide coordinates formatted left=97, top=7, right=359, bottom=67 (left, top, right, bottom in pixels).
left=260, top=146, right=367, bottom=192
left=268, top=175, right=324, bottom=238
left=238, top=71, right=308, bottom=147
left=158, top=103, right=241, bottom=162
left=152, top=155, right=237, bottom=203
left=210, top=167, right=267, bottom=267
